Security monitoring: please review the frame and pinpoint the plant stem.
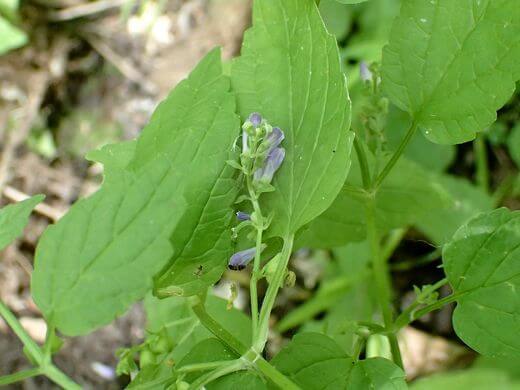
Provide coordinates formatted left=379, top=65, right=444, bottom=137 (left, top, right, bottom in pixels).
left=365, top=199, right=403, bottom=368
left=192, top=297, right=300, bottom=389
left=354, top=135, right=371, bottom=189
left=381, top=228, right=407, bottom=261
left=247, top=175, right=264, bottom=340
left=474, top=133, right=489, bottom=193
left=178, top=360, right=231, bottom=373
left=0, top=368, right=41, bottom=386
left=373, top=122, right=417, bottom=189
left=392, top=277, right=449, bottom=330
left=188, top=359, right=245, bottom=390
left=255, top=234, right=294, bottom=352
left=0, top=301, right=81, bottom=390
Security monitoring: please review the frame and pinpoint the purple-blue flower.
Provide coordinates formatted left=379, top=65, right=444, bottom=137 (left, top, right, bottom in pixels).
left=248, top=112, right=262, bottom=128
left=228, top=247, right=256, bottom=270
left=360, top=61, right=372, bottom=82
left=265, top=127, right=284, bottom=152
left=236, top=211, right=251, bottom=221
left=254, top=147, right=285, bottom=183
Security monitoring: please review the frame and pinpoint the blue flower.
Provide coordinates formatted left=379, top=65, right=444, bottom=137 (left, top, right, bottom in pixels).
left=236, top=211, right=251, bottom=221
left=248, top=112, right=262, bottom=128
left=228, top=247, right=257, bottom=270
left=254, top=147, right=285, bottom=183
left=265, top=127, right=284, bottom=152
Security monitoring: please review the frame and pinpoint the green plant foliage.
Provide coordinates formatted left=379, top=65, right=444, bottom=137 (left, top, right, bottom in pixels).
left=443, top=208, right=520, bottom=359
left=382, top=0, right=520, bottom=144
left=0, top=195, right=44, bottom=251
left=31, top=49, right=240, bottom=336
left=319, top=0, right=353, bottom=41
left=336, top=0, right=369, bottom=4
left=231, top=0, right=354, bottom=238
left=297, top=146, right=450, bottom=248
left=271, top=333, right=406, bottom=389
left=416, top=175, right=494, bottom=245
left=0, top=16, right=27, bottom=55
left=411, top=368, right=520, bottom=390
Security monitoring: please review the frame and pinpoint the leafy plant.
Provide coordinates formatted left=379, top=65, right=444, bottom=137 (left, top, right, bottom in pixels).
left=1, top=0, right=520, bottom=388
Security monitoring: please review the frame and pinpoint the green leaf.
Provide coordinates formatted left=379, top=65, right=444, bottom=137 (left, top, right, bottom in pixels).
left=416, top=175, right=494, bottom=245
left=231, top=0, right=354, bottom=237
left=271, top=333, right=407, bottom=389
left=443, top=208, right=520, bottom=359
left=335, top=0, right=369, bottom=3
left=0, top=16, right=27, bottom=55
left=320, top=0, right=353, bottom=41
left=508, top=123, right=520, bottom=168
left=386, top=106, right=455, bottom=172
left=297, top=146, right=450, bottom=248
left=32, top=49, right=240, bottom=335
left=0, top=195, right=44, bottom=251
left=411, top=368, right=520, bottom=390
left=382, top=0, right=520, bottom=144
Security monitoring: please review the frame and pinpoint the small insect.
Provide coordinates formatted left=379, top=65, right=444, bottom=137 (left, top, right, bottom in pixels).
left=194, top=265, right=203, bottom=277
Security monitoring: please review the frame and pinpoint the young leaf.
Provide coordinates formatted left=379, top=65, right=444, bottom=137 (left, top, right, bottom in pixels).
left=32, top=49, right=240, bottom=335
left=231, top=0, right=354, bottom=238
left=271, top=333, right=406, bottom=389
left=416, top=175, right=494, bottom=245
left=443, top=208, right=520, bottom=359
left=382, top=0, right=520, bottom=144
left=0, top=16, right=27, bottom=55
left=297, top=146, right=450, bottom=248
left=0, top=195, right=44, bottom=251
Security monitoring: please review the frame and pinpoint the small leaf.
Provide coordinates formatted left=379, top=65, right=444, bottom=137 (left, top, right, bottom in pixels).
left=443, top=208, right=520, bottom=359
left=382, top=0, right=520, bottom=144
left=0, top=195, right=44, bottom=251
left=232, top=0, right=354, bottom=237
left=271, top=333, right=407, bottom=389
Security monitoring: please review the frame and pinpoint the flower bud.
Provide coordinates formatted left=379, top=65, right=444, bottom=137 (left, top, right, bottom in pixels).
left=248, top=112, right=262, bottom=128
left=228, top=245, right=266, bottom=270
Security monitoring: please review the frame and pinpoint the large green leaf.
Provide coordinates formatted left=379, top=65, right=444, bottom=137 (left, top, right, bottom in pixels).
left=411, top=368, right=520, bottom=390
left=231, top=0, right=354, bottom=238
left=297, top=146, right=450, bottom=248
left=320, top=0, right=353, bottom=41
left=271, top=333, right=406, bottom=389
left=416, top=175, right=494, bottom=245
left=382, top=0, right=520, bottom=144
left=443, top=208, right=520, bottom=359
left=32, top=49, right=240, bottom=335
left=0, top=195, right=44, bottom=251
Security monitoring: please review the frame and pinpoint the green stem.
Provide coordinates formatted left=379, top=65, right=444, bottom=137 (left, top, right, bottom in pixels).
left=365, top=199, right=403, bottom=368
left=0, top=368, right=41, bottom=386
left=392, top=278, right=449, bottom=330
left=373, top=122, right=417, bottom=189
left=191, top=297, right=300, bottom=390
left=381, top=228, right=407, bottom=261
left=354, top=135, right=372, bottom=189
left=188, top=359, right=245, bottom=390
left=395, top=292, right=460, bottom=331
left=474, top=133, right=489, bottom=193
left=0, top=301, right=81, bottom=390
left=247, top=175, right=265, bottom=340
left=255, top=234, right=294, bottom=352
left=391, top=247, right=442, bottom=271
left=178, top=360, right=231, bottom=373
left=0, top=301, right=42, bottom=363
